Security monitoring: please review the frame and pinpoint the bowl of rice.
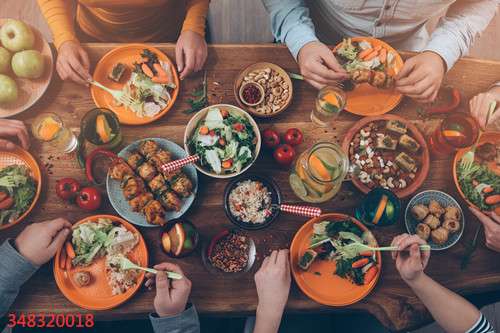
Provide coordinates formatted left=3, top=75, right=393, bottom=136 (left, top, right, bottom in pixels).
left=223, top=174, right=281, bottom=230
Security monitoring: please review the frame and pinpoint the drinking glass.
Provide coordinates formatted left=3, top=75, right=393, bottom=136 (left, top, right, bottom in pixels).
left=311, top=86, right=346, bottom=127
left=428, top=113, right=479, bottom=157
left=81, top=108, right=122, bottom=149
left=355, top=188, right=401, bottom=226
left=31, top=113, right=78, bottom=153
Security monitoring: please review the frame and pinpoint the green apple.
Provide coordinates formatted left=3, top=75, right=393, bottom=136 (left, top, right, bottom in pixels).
left=0, top=47, right=11, bottom=74
left=0, top=74, right=18, bottom=104
left=0, top=19, right=35, bottom=52
left=12, top=50, right=45, bottom=79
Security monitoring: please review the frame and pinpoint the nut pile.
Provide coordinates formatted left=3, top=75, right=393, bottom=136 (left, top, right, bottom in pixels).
left=209, top=232, right=249, bottom=273
left=348, top=121, right=419, bottom=191
left=242, top=67, right=289, bottom=115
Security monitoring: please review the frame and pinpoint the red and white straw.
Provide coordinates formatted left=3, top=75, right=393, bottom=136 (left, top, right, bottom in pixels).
left=160, top=155, right=200, bottom=173
left=280, top=204, right=322, bottom=218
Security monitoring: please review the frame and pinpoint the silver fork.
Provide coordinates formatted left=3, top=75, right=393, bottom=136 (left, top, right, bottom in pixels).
left=118, top=256, right=182, bottom=280
left=88, top=79, right=138, bottom=106
left=460, top=100, right=497, bottom=168
left=287, top=72, right=345, bottom=89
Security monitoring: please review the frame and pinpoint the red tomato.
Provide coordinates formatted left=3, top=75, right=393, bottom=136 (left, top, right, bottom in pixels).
left=55, top=178, right=81, bottom=201
left=283, top=128, right=303, bottom=146
left=232, top=123, right=245, bottom=132
left=262, top=129, right=280, bottom=149
left=0, top=196, right=14, bottom=210
left=76, top=187, right=102, bottom=211
left=273, top=144, right=296, bottom=166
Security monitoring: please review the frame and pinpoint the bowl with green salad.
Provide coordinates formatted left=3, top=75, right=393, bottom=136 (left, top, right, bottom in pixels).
left=184, top=104, right=261, bottom=178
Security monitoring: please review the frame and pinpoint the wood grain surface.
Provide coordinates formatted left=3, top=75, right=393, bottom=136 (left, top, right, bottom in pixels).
left=2, top=43, right=500, bottom=332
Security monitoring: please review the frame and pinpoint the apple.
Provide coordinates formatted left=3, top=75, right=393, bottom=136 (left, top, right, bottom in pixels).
left=0, top=74, right=18, bottom=104
left=0, top=19, right=35, bottom=52
left=12, top=50, right=45, bottom=79
left=0, top=47, right=11, bottom=74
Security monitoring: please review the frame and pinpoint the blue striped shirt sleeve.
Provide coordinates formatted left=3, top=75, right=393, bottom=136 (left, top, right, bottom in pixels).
left=466, top=313, right=495, bottom=333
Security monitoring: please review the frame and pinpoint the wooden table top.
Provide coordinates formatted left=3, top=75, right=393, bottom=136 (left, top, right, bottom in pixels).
left=2, top=43, right=500, bottom=332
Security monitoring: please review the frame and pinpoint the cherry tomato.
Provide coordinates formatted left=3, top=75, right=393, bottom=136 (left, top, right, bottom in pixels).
left=0, top=196, right=14, bottom=210
left=55, top=178, right=81, bottom=201
left=283, top=128, right=303, bottom=146
left=273, top=144, right=296, bottom=166
left=76, top=187, right=102, bottom=211
left=232, top=123, right=245, bottom=132
left=262, top=129, right=280, bottom=149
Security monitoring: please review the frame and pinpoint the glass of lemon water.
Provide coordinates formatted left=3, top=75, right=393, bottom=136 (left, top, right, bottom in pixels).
left=31, top=113, right=78, bottom=153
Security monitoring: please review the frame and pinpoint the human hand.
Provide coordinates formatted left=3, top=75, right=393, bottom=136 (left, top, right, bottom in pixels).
left=56, top=40, right=91, bottom=85
left=145, top=263, right=191, bottom=317
left=0, top=119, right=29, bottom=150
left=15, top=218, right=72, bottom=266
left=297, top=41, right=349, bottom=89
left=254, top=249, right=291, bottom=314
left=469, top=206, right=500, bottom=252
left=395, top=51, right=446, bottom=104
left=469, top=86, right=500, bottom=131
left=391, top=234, right=430, bottom=283
left=175, top=30, right=207, bottom=80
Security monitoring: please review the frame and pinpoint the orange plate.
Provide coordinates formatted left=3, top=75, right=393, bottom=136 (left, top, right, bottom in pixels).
left=332, top=37, right=404, bottom=116
left=290, top=213, right=382, bottom=306
left=341, top=114, right=430, bottom=199
left=53, top=215, right=148, bottom=310
left=91, top=44, right=179, bottom=125
left=0, top=146, right=42, bottom=231
left=453, top=131, right=500, bottom=211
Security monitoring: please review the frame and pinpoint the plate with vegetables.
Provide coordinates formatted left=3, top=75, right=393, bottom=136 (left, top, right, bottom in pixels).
left=0, top=147, right=41, bottom=230
left=91, top=44, right=179, bottom=125
left=333, top=37, right=404, bottom=116
left=184, top=104, right=261, bottom=178
left=53, top=215, right=148, bottom=310
left=290, top=213, right=381, bottom=306
left=453, top=132, right=500, bottom=215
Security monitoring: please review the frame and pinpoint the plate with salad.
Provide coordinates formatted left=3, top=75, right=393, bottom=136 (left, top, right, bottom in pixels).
left=53, top=215, right=148, bottom=310
left=453, top=132, right=500, bottom=215
left=91, top=44, right=179, bottom=125
left=0, top=147, right=41, bottom=230
left=184, top=104, right=261, bottom=178
left=333, top=37, right=404, bottom=116
left=290, top=213, right=382, bottom=306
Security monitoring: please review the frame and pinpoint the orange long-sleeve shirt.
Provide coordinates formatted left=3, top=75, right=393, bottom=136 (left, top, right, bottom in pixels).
left=37, top=0, right=209, bottom=49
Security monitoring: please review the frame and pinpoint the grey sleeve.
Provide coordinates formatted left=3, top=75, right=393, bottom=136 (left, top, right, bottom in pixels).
left=0, top=240, right=39, bottom=317
left=149, top=304, right=200, bottom=333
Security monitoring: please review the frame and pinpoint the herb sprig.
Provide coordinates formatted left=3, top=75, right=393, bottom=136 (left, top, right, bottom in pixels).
left=183, top=71, right=208, bottom=114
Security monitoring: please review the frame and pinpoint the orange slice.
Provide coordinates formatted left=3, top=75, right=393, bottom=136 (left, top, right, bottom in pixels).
left=442, top=130, right=466, bottom=139
left=309, top=154, right=332, bottom=181
left=323, top=92, right=340, bottom=107
left=38, top=117, right=61, bottom=141
left=168, top=223, right=186, bottom=256
left=161, top=232, right=172, bottom=253
left=95, top=114, right=113, bottom=143
left=372, top=194, right=388, bottom=225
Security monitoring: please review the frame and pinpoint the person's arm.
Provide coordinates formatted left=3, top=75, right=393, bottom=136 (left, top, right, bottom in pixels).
left=391, top=234, right=494, bottom=333
left=182, top=0, right=209, bottom=38
left=0, top=240, right=38, bottom=317
left=261, top=0, right=318, bottom=59
left=36, top=0, right=78, bottom=50
left=0, top=218, right=71, bottom=317
left=145, top=263, right=200, bottom=333
left=424, top=0, right=499, bottom=72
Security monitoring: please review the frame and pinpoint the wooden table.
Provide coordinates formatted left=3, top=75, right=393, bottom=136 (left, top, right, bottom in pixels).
left=2, top=43, right=500, bottom=332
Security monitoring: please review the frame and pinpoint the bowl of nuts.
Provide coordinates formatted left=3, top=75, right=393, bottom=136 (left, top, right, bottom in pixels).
left=234, top=62, right=293, bottom=118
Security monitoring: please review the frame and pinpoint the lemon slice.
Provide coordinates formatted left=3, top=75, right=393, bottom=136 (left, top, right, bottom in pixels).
left=290, top=173, right=307, bottom=198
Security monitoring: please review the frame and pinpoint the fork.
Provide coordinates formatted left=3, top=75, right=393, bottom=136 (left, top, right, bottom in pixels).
left=88, top=79, right=138, bottom=107
left=460, top=100, right=497, bottom=168
left=287, top=71, right=345, bottom=89
left=118, top=256, right=182, bottom=280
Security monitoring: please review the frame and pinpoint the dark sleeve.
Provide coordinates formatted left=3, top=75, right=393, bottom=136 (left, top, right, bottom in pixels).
left=466, top=313, right=495, bottom=333
left=0, top=240, right=39, bottom=317
left=149, top=304, right=200, bottom=333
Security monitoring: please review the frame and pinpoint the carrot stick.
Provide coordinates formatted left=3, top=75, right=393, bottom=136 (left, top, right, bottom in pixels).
left=483, top=186, right=494, bottom=194
left=59, top=250, right=67, bottom=270
left=141, top=64, right=154, bottom=78
left=374, top=45, right=382, bottom=52
left=364, top=266, right=378, bottom=284
left=485, top=195, right=500, bottom=205
left=358, top=48, right=373, bottom=59
left=379, top=48, right=387, bottom=63
left=360, top=251, right=373, bottom=257
left=363, top=50, right=379, bottom=61
left=352, top=258, right=369, bottom=268
left=152, top=76, right=169, bottom=84
left=65, top=242, right=75, bottom=259
left=153, top=63, right=167, bottom=78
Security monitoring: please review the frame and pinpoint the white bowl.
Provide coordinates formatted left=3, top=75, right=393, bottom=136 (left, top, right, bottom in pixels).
left=184, top=104, right=261, bottom=179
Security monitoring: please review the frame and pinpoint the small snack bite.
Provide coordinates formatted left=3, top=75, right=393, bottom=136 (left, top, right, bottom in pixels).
left=399, top=134, right=420, bottom=153
left=444, top=206, right=461, bottom=221
left=73, top=271, right=92, bottom=287
left=108, top=63, right=127, bottom=82
left=428, top=200, right=445, bottom=218
left=299, top=249, right=318, bottom=270
left=431, top=227, right=449, bottom=245
left=443, top=219, right=460, bottom=233
left=416, top=223, right=431, bottom=241
left=411, top=204, right=429, bottom=221
left=423, top=214, right=440, bottom=230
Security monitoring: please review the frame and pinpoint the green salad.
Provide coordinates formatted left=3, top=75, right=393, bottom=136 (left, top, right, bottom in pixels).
left=0, top=165, right=37, bottom=226
left=457, top=161, right=500, bottom=211
left=188, top=107, right=257, bottom=174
